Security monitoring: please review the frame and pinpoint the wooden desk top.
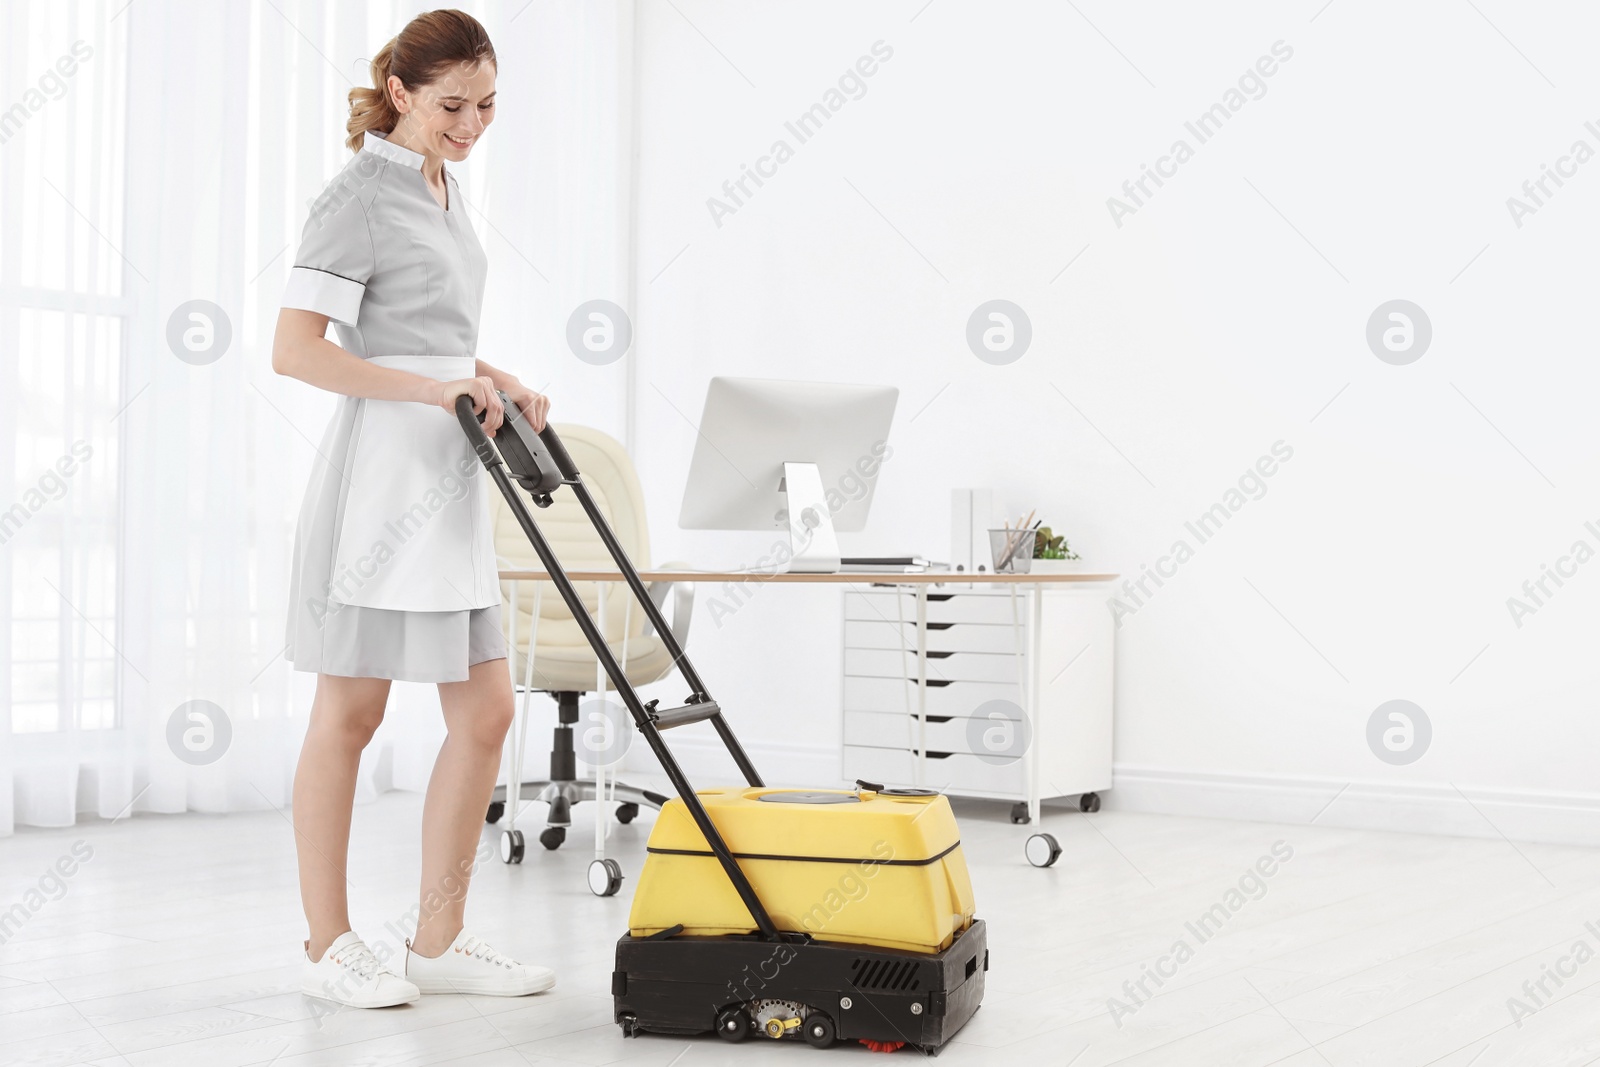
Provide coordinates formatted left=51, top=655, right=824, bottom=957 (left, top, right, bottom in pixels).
left=498, top=569, right=1119, bottom=584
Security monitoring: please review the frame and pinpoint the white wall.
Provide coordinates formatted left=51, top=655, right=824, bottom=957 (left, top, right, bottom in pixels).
left=616, top=1, right=1600, bottom=843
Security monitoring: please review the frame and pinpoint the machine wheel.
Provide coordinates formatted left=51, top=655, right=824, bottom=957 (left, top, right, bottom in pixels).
left=1025, top=832, right=1062, bottom=868
left=485, top=800, right=505, bottom=824
left=715, top=1006, right=750, bottom=1042
left=499, top=829, right=525, bottom=865
left=588, top=858, right=624, bottom=897
left=802, top=1011, right=837, bottom=1049
left=616, top=802, right=639, bottom=824
left=1080, top=792, right=1102, bottom=813
left=538, top=826, right=566, bottom=851
left=1010, top=802, right=1030, bottom=825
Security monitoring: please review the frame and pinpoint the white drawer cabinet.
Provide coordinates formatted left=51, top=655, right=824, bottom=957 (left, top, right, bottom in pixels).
left=839, top=584, right=1115, bottom=821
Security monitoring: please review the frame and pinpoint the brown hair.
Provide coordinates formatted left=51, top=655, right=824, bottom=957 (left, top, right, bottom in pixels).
left=346, top=9, right=497, bottom=153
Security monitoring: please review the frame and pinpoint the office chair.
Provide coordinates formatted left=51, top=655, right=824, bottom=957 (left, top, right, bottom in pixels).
left=484, top=422, right=695, bottom=861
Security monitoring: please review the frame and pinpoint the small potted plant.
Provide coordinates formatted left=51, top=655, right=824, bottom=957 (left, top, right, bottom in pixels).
left=1030, top=526, right=1082, bottom=573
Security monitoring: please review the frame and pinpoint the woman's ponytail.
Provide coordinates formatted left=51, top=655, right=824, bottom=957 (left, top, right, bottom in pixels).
left=343, top=10, right=497, bottom=154
left=345, top=38, right=400, bottom=153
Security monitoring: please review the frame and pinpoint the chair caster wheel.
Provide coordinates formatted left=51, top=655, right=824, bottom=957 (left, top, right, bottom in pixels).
left=803, top=1011, right=837, bottom=1048
left=616, top=802, right=639, bottom=824
left=499, top=829, right=524, bottom=864
left=588, top=858, right=624, bottom=897
left=538, top=827, right=565, bottom=850
left=1010, top=802, right=1030, bottom=825
left=716, top=1005, right=750, bottom=1042
left=1025, top=832, right=1062, bottom=868
left=485, top=800, right=505, bottom=824
left=1080, top=792, right=1102, bottom=813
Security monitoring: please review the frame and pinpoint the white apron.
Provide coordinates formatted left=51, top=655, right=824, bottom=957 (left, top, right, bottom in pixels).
left=327, top=355, right=500, bottom=613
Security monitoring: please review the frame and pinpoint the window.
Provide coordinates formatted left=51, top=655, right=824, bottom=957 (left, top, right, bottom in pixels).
left=1, top=1, right=129, bottom=734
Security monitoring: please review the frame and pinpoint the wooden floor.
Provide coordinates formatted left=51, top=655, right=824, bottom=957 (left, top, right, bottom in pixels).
left=2, top=786, right=1599, bottom=1066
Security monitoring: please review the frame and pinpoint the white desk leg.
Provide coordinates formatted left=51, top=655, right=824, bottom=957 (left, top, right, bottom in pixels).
left=595, top=584, right=607, bottom=858
left=514, top=586, right=541, bottom=830
left=1028, top=587, right=1043, bottom=825
left=595, top=595, right=633, bottom=861
left=505, top=581, right=518, bottom=836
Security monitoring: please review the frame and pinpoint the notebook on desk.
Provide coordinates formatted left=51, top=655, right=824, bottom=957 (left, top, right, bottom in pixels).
left=838, top=556, right=948, bottom=574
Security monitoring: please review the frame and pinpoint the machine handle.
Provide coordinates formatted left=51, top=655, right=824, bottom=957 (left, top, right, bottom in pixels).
left=651, top=700, right=722, bottom=731
left=537, top=422, right=579, bottom=479
left=454, top=393, right=501, bottom=468
left=454, top=390, right=576, bottom=480
left=455, top=391, right=779, bottom=940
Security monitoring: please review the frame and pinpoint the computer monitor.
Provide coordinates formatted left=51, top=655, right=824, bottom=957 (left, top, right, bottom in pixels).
left=678, top=377, right=898, bottom=573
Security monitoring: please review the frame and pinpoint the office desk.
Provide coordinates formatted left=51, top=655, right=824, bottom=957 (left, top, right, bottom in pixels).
left=499, top=569, right=1119, bottom=824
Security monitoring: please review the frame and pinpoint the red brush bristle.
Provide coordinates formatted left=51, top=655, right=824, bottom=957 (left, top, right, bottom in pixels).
left=859, top=1039, right=906, bottom=1053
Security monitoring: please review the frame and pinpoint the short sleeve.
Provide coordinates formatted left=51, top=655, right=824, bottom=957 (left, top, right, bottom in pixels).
left=281, top=184, right=375, bottom=327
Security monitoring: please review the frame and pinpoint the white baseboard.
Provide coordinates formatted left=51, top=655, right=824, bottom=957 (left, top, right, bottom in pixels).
left=1110, top=764, right=1600, bottom=847
left=613, top=752, right=1600, bottom=847
left=621, top=735, right=839, bottom=789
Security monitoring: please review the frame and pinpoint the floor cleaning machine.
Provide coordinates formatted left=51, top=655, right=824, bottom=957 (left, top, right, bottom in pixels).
left=457, top=394, right=987, bottom=1054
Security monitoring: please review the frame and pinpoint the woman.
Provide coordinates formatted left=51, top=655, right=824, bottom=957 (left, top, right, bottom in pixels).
left=272, top=9, right=552, bottom=1008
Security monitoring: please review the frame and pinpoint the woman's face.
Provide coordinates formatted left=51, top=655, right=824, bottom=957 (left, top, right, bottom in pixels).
left=390, top=59, right=497, bottom=162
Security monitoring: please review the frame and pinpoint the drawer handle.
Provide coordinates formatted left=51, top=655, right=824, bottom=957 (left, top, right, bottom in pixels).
left=922, top=680, right=953, bottom=688
left=914, top=750, right=954, bottom=759
left=925, top=622, right=954, bottom=631
left=909, top=714, right=954, bottom=723
left=927, top=594, right=955, bottom=602
left=926, top=651, right=954, bottom=660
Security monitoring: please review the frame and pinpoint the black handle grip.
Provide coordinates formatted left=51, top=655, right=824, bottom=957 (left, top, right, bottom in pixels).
left=538, top=423, right=579, bottom=479
left=454, top=393, right=500, bottom=468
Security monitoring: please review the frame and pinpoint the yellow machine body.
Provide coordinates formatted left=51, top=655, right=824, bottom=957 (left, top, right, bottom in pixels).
left=628, top=787, right=977, bottom=955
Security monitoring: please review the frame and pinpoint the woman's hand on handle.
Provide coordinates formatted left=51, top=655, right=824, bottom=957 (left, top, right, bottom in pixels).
left=437, top=376, right=504, bottom=433
left=503, top=384, right=551, bottom=432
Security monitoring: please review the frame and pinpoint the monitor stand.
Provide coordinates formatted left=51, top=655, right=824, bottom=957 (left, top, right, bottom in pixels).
left=777, top=462, right=841, bottom=573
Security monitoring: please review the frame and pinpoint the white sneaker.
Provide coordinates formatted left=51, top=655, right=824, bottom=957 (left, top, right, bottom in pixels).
left=300, top=930, right=420, bottom=1008
left=405, top=930, right=556, bottom=996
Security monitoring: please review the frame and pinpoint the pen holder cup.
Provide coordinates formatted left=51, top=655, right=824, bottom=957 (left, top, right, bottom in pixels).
left=988, top=529, right=1034, bottom=574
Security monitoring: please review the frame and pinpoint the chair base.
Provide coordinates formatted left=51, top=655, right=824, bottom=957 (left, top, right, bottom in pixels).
left=490, top=778, right=670, bottom=829
left=492, top=689, right=672, bottom=847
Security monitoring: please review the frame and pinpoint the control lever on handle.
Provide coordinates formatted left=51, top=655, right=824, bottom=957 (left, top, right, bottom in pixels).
left=535, top=418, right=578, bottom=479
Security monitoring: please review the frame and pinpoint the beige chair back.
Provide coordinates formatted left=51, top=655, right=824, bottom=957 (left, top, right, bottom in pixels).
left=491, top=423, right=670, bottom=691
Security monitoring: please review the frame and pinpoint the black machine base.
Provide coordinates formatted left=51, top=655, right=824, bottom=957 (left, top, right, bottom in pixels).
left=612, top=919, right=987, bottom=1053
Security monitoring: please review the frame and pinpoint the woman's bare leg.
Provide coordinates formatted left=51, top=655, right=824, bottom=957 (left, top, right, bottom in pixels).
left=411, top=657, right=514, bottom=956
left=293, top=673, right=392, bottom=961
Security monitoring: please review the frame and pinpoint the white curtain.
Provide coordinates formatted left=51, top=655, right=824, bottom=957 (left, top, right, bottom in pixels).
left=0, top=0, right=637, bottom=835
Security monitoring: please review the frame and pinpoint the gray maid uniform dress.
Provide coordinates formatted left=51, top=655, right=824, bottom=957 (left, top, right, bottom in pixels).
left=280, top=129, right=507, bottom=683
